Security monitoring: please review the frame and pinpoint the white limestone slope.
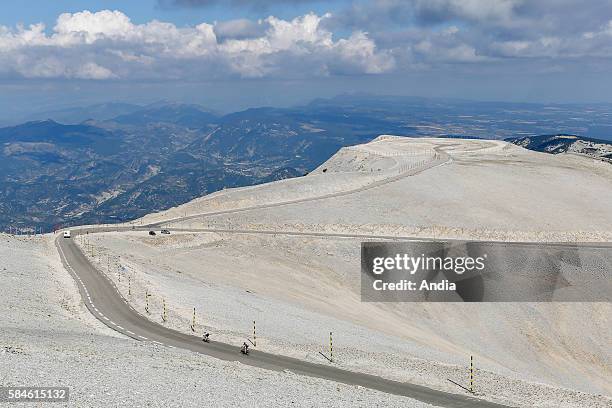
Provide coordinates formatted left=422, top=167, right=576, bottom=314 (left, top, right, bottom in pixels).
left=0, top=233, right=431, bottom=408
left=92, top=136, right=612, bottom=407
left=140, top=136, right=446, bottom=226
left=143, top=136, right=612, bottom=241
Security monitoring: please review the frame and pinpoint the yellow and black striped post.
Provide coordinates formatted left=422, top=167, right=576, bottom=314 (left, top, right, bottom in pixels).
left=128, top=276, right=131, bottom=296
left=190, top=308, right=196, bottom=332
left=162, top=299, right=167, bottom=322
left=470, top=355, right=474, bottom=393
left=330, top=331, right=333, bottom=363
left=145, top=291, right=150, bottom=314
left=253, top=321, right=256, bottom=347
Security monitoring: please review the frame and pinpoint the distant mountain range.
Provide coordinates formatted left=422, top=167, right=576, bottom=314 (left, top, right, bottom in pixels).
left=111, top=103, right=218, bottom=128
left=1, top=96, right=611, bottom=230
left=21, top=102, right=144, bottom=125
left=506, top=134, right=612, bottom=163
left=1, top=100, right=401, bottom=230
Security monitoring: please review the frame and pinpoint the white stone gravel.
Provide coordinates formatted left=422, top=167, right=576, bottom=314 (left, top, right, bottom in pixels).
left=86, top=231, right=612, bottom=408
left=4, top=137, right=610, bottom=408
left=108, top=137, right=612, bottom=407
left=0, top=234, right=434, bottom=408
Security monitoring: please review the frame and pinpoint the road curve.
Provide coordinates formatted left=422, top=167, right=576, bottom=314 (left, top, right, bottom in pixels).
left=157, top=226, right=612, bottom=248
left=147, top=143, right=453, bottom=228
left=56, top=229, right=511, bottom=408
left=55, top=142, right=514, bottom=406
left=54, top=139, right=599, bottom=407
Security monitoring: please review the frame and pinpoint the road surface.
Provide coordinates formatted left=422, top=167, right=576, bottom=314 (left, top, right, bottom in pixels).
left=54, top=139, right=608, bottom=405
left=146, top=143, right=452, bottom=228
left=53, top=144, right=517, bottom=406
left=56, top=228, right=513, bottom=408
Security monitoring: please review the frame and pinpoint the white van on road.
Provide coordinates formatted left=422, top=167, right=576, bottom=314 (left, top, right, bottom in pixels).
left=63, top=230, right=71, bottom=238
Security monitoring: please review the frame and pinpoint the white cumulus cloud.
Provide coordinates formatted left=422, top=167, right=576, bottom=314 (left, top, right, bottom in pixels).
left=0, top=10, right=394, bottom=80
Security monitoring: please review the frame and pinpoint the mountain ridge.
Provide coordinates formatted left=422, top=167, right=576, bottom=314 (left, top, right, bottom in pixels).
left=2, top=97, right=612, bottom=230
left=506, top=134, right=612, bottom=163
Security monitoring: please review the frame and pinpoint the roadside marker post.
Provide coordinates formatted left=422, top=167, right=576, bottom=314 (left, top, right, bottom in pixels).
left=247, top=320, right=257, bottom=347
left=145, top=291, right=150, bottom=314
left=190, top=307, right=195, bottom=332
left=162, top=299, right=167, bottom=322
left=128, top=277, right=131, bottom=296
left=319, top=331, right=334, bottom=363
left=330, top=331, right=333, bottom=363
left=470, top=355, right=474, bottom=393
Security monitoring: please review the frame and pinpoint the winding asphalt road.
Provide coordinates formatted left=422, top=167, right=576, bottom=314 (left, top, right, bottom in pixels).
left=55, top=144, right=514, bottom=407
left=146, top=143, right=452, bottom=228
left=56, top=229, right=510, bottom=408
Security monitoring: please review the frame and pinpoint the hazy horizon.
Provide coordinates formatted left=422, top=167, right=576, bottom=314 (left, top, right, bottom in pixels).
left=1, top=1, right=612, bottom=119
left=4, top=91, right=612, bottom=127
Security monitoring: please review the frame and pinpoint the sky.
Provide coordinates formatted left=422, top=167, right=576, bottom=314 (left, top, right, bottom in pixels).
left=1, top=0, right=612, bottom=117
